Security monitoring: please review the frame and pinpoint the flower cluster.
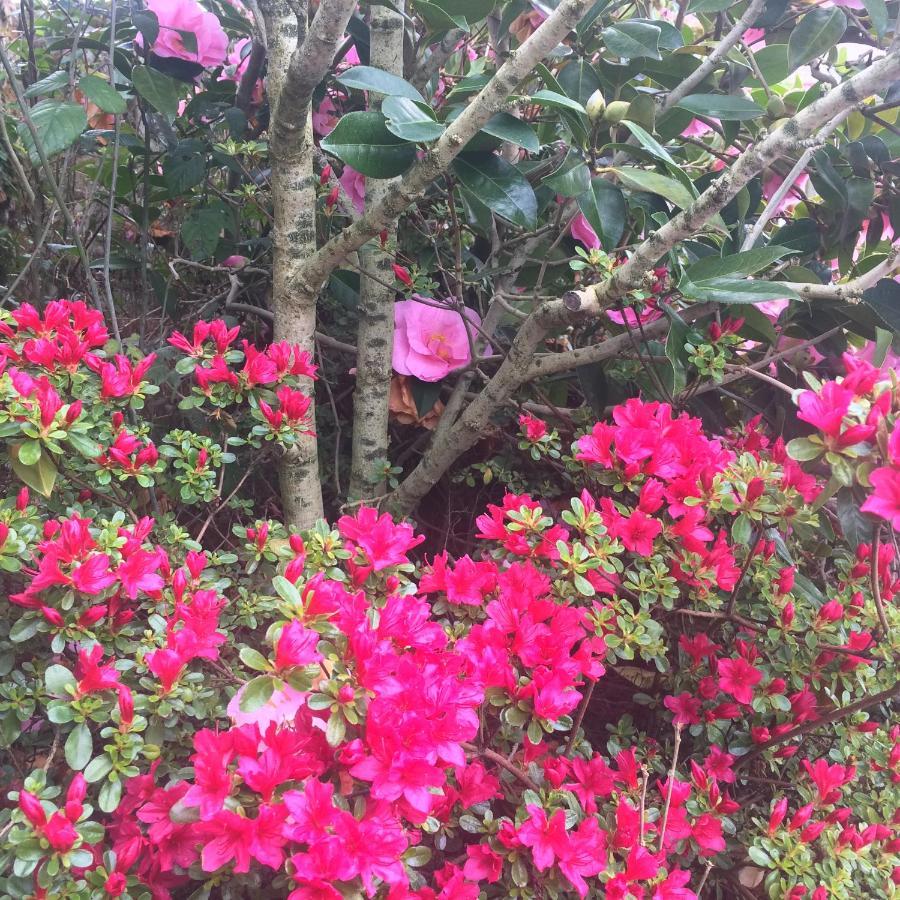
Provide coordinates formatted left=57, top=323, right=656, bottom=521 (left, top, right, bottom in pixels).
left=1, top=315, right=896, bottom=899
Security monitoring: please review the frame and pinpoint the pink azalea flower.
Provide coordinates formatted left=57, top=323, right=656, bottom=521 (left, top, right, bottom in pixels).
left=139, top=0, right=228, bottom=68
left=692, top=814, right=725, bottom=854
left=664, top=692, right=702, bottom=726
left=681, top=118, right=716, bottom=138
left=861, top=467, right=900, bottom=529
left=717, top=657, right=762, bottom=705
left=392, top=298, right=482, bottom=382
left=273, top=620, right=322, bottom=671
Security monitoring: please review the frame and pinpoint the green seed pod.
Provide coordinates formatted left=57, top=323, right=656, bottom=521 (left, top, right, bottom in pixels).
left=603, top=100, right=631, bottom=124
left=766, top=96, right=786, bottom=118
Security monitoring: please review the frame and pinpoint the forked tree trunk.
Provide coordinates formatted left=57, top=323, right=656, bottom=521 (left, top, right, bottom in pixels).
left=260, top=0, right=324, bottom=528
left=347, top=1, right=406, bottom=501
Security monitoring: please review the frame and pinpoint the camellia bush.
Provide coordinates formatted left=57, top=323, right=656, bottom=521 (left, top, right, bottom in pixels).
left=0, top=303, right=897, bottom=899
left=0, top=0, right=899, bottom=896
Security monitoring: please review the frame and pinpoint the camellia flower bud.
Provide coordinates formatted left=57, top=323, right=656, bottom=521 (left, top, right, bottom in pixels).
left=586, top=89, right=606, bottom=122
left=603, top=100, right=630, bottom=124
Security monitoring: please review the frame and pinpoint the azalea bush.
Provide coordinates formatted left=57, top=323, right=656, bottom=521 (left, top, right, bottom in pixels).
left=0, top=300, right=897, bottom=900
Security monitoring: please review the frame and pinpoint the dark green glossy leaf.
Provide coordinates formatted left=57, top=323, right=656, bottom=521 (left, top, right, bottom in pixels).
left=613, top=167, right=694, bottom=209
left=383, top=97, right=444, bottom=142
left=182, top=205, right=226, bottom=259
left=557, top=59, right=602, bottom=106
left=545, top=151, right=590, bottom=197
left=132, top=64, right=184, bottom=120
left=679, top=277, right=800, bottom=303
left=677, top=94, right=765, bottom=121
left=336, top=65, right=424, bottom=102
left=480, top=112, right=540, bottom=152
left=451, top=154, right=537, bottom=229
left=861, top=279, right=900, bottom=333
left=684, top=246, right=792, bottom=281
left=788, top=8, right=846, bottom=71
left=601, top=21, right=662, bottom=59
left=577, top=178, right=626, bottom=249
left=321, top=112, right=417, bottom=178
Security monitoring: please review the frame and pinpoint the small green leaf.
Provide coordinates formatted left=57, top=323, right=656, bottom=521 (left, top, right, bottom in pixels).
left=272, top=575, right=302, bottom=606
left=614, top=167, right=694, bottom=209
left=336, top=66, right=425, bottom=102
left=98, top=777, right=122, bottom=812
left=10, top=444, right=58, bottom=497
left=684, top=246, right=792, bottom=281
left=131, top=65, right=185, bottom=120
left=530, top=89, right=587, bottom=116
left=325, top=711, right=346, bottom=746
left=18, top=100, right=87, bottom=163
left=65, top=722, right=93, bottom=770
left=17, top=440, right=42, bottom=466
left=383, top=97, right=444, bottom=142
left=786, top=437, right=823, bottom=461
left=480, top=112, right=540, bottom=152
left=84, top=754, right=115, bottom=783
left=788, top=8, right=846, bottom=71
left=748, top=846, right=774, bottom=867
left=23, top=70, right=69, bottom=99
left=239, top=647, right=271, bottom=672
left=321, top=112, right=417, bottom=178
left=182, top=206, right=226, bottom=260
left=78, top=74, right=127, bottom=114
left=45, top=664, right=76, bottom=695
left=238, top=675, right=276, bottom=712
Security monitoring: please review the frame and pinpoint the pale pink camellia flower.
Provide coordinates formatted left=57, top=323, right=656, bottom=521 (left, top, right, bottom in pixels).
left=226, top=682, right=308, bottom=730
left=339, top=165, right=366, bottom=215
left=312, top=95, right=340, bottom=137
left=762, top=171, right=810, bottom=217
left=682, top=118, right=714, bottom=138
left=743, top=27, right=766, bottom=46
left=606, top=300, right=662, bottom=328
left=221, top=254, right=248, bottom=268
left=756, top=298, right=790, bottom=322
left=220, top=38, right=264, bottom=104
left=392, top=298, right=483, bottom=382
left=570, top=212, right=600, bottom=249
left=138, top=0, right=228, bottom=68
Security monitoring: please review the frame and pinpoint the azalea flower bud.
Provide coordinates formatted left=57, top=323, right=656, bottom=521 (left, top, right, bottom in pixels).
left=196, top=448, right=208, bottom=468
left=392, top=263, right=413, bottom=286
left=817, top=600, right=843, bottom=624
left=325, top=186, right=339, bottom=208
left=767, top=678, right=787, bottom=695
left=78, top=489, right=92, bottom=501
left=751, top=726, right=771, bottom=744
left=65, top=773, right=87, bottom=821
left=65, top=401, right=83, bottom=424
left=44, top=812, right=78, bottom=851
left=789, top=802, right=814, bottom=831
left=0, top=523, right=8, bottom=548
left=16, top=487, right=29, bottom=511
left=41, top=605, right=64, bottom=627
left=19, top=790, right=47, bottom=827
left=43, top=520, right=61, bottom=539
left=111, top=412, right=124, bottom=430
left=776, top=567, right=795, bottom=594
left=338, top=684, right=355, bottom=704
left=77, top=604, right=108, bottom=627
left=745, top=478, right=765, bottom=503
left=781, top=602, right=795, bottom=628
left=185, top=550, right=206, bottom=581
left=118, top=688, right=134, bottom=728
left=104, top=872, right=128, bottom=897
left=768, top=797, right=788, bottom=834
left=172, top=568, right=188, bottom=602
left=800, top=820, right=827, bottom=843
left=289, top=534, right=305, bottom=555
left=319, top=164, right=332, bottom=184
left=586, top=89, right=606, bottom=122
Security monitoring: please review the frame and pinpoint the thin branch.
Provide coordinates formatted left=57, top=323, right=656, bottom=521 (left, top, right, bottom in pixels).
left=773, top=246, right=900, bottom=301
left=741, top=109, right=852, bottom=251
left=461, top=741, right=540, bottom=792
left=0, top=104, right=35, bottom=205
left=0, top=39, right=102, bottom=309
left=738, top=682, right=900, bottom=768
left=661, top=0, right=766, bottom=114
left=295, top=0, right=596, bottom=296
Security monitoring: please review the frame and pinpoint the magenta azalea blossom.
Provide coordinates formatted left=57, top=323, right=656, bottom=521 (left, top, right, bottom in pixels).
left=392, top=298, right=482, bottom=382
